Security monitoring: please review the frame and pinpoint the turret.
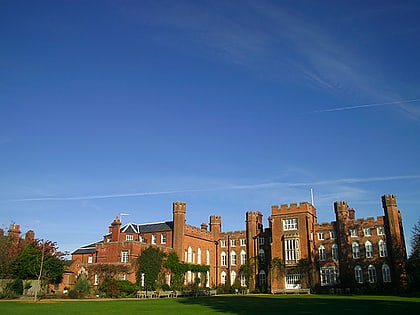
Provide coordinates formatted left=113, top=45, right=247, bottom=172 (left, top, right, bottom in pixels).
left=172, top=201, right=186, bottom=260
left=209, top=215, right=222, bottom=234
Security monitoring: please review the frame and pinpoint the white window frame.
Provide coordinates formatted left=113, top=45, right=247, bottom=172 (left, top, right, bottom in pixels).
left=283, top=218, right=298, bottom=231
left=240, top=273, right=247, bottom=287
left=151, top=234, right=157, bottom=245
left=352, top=242, right=360, bottom=259
left=121, top=250, right=129, bottom=263
left=240, top=250, right=247, bottom=265
left=379, top=240, right=387, bottom=257
left=320, top=266, right=339, bottom=286
left=317, top=232, right=325, bottom=240
left=364, top=227, right=372, bottom=237
left=240, top=239, right=247, bottom=246
left=318, top=245, right=326, bottom=261
left=221, top=271, right=227, bottom=285
left=259, top=237, right=265, bottom=245
left=330, top=231, right=336, bottom=239
left=350, top=228, right=358, bottom=237
left=365, top=241, right=374, bottom=258
left=139, top=235, right=145, bottom=243
left=94, top=274, right=99, bottom=285
left=221, top=251, right=227, bottom=266
left=206, top=249, right=210, bottom=265
left=382, top=264, right=391, bottom=283
left=284, top=238, right=300, bottom=263
left=161, top=233, right=167, bottom=244
left=231, top=251, right=237, bottom=266
left=126, top=234, right=133, bottom=241
left=332, top=243, right=338, bottom=261
left=258, top=270, right=266, bottom=286
left=377, top=226, right=385, bottom=236
left=354, top=265, right=363, bottom=283
left=230, top=239, right=236, bottom=247
left=368, top=265, right=377, bottom=283
left=197, top=248, right=201, bottom=265
left=231, top=270, right=237, bottom=285
left=220, top=240, right=226, bottom=247
left=88, top=256, right=93, bottom=264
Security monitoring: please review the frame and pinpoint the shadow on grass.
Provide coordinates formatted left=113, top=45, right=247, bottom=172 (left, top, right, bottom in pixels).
left=176, top=294, right=420, bottom=315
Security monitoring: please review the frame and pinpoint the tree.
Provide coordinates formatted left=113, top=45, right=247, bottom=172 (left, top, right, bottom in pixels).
left=407, top=219, right=420, bottom=291
left=13, top=242, right=64, bottom=284
left=136, top=246, right=165, bottom=290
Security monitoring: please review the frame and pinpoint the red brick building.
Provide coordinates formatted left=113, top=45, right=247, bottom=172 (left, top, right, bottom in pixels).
left=71, top=194, right=407, bottom=293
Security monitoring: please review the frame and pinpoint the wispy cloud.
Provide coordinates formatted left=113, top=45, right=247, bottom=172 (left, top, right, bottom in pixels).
left=313, top=98, right=420, bottom=113
left=10, top=175, right=420, bottom=202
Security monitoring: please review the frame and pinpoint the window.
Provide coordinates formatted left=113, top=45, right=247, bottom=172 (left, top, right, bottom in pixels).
left=126, top=234, right=133, bottom=241
left=286, top=273, right=301, bottom=289
left=354, top=265, right=363, bottom=283
left=317, top=232, right=325, bottom=240
left=259, top=237, right=265, bottom=245
left=240, top=273, right=247, bottom=287
left=221, top=251, right=227, bottom=266
left=240, top=239, right=247, bottom=246
left=377, top=226, right=385, bottom=236
left=231, top=239, right=236, bottom=247
left=382, top=264, right=391, bottom=283
left=365, top=241, right=374, bottom=258
left=94, top=274, right=99, bottom=285
left=88, top=256, right=93, bottom=264
left=206, top=250, right=210, bottom=265
left=364, top=227, right=372, bottom=237
left=350, top=228, right=358, bottom=237
left=259, top=249, right=265, bottom=262
left=139, top=235, right=145, bottom=243
left=161, top=234, right=167, bottom=244
left=221, top=271, right=227, bottom=285
left=152, top=234, right=157, bottom=245
left=231, top=271, right=237, bottom=285
left=121, top=274, right=126, bottom=280
left=259, top=270, right=266, bottom=286
left=231, top=251, right=237, bottom=265
left=379, top=240, right=387, bottom=257
left=318, top=245, right=326, bottom=261
left=368, top=265, right=377, bottom=283
left=320, top=266, right=339, bottom=286
left=284, top=238, right=300, bottom=263
left=187, top=246, right=193, bottom=263
left=330, top=231, right=336, bottom=239
left=107, top=238, right=111, bottom=242
left=197, top=248, right=201, bottom=265
left=240, top=250, right=247, bottom=265
left=206, top=271, right=210, bottom=287
left=283, top=218, right=298, bottom=231
left=121, top=250, right=129, bottom=263
left=352, top=242, right=360, bottom=259
left=332, top=243, right=338, bottom=261
left=220, top=240, right=226, bottom=247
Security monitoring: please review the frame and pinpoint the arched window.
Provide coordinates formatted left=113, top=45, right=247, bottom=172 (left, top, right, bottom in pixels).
left=206, top=271, right=210, bottom=287
left=259, top=270, right=266, bottom=286
left=318, top=245, right=326, bottom=261
left=259, top=249, right=265, bottom=262
left=354, top=265, right=363, bottom=283
left=240, top=273, right=247, bottom=287
left=365, top=241, right=373, bottom=258
left=231, top=251, right=237, bottom=265
left=206, top=249, right=210, bottom=265
left=240, top=250, right=247, bottom=265
left=332, top=243, right=338, bottom=260
left=231, top=270, right=237, bottom=285
left=382, top=264, right=391, bottom=283
left=352, top=242, right=360, bottom=259
left=187, top=246, right=193, bottom=263
left=197, top=248, right=202, bottom=265
left=221, top=251, right=227, bottom=266
left=221, top=271, right=227, bottom=285
left=378, top=240, right=387, bottom=257
left=368, top=265, right=376, bottom=283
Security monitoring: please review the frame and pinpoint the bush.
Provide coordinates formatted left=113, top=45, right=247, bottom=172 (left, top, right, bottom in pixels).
left=99, top=277, right=120, bottom=298
left=74, top=275, right=91, bottom=298
left=67, top=289, right=80, bottom=299
left=116, top=280, right=137, bottom=297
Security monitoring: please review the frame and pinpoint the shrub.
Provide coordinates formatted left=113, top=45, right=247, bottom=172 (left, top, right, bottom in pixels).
left=74, top=275, right=91, bottom=298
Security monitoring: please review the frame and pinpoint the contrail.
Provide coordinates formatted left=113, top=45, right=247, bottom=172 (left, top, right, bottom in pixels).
left=314, top=98, right=420, bottom=113
left=9, top=175, right=420, bottom=202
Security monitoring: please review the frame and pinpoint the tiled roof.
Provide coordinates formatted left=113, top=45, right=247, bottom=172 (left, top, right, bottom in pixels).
left=71, top=242, right=98, bottom=255
left=121, top=221, right=173, bottom=234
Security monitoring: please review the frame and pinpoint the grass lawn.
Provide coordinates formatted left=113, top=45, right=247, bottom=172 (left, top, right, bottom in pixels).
left=1, top=294, right=419, bottom=315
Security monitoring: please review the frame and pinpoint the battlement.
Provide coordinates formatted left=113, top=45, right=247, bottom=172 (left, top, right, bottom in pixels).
left=271, top=202, right=315, bottom=214
left=173, top=201, right=187, bottom=212
left=185, top=224, right=212, bottom=238
left=382, top=194, right=397, bottom=207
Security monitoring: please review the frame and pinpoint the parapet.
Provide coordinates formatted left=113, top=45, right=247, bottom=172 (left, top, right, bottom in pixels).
left=173, top=201, right=187, bottom=213
left=271, top=202, right=315, bottom=215
left=382, top=194, right=397, bottom=207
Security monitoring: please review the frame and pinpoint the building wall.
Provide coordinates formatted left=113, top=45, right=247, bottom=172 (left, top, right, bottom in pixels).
left=70, top=194, right=408, bottom=293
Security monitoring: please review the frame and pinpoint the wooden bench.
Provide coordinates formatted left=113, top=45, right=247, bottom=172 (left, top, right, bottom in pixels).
left=273, top=288, right=310, bottom=294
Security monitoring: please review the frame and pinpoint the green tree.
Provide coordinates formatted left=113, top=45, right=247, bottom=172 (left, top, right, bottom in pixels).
left=137, top=246, right=165, bottom=290
left=13, top=242, right=64, bottom=284
left=407, top=219, right=420, bottom=291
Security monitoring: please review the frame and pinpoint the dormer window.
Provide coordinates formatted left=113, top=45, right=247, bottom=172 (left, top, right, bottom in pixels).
left=126, top=234, right=133, bottom=241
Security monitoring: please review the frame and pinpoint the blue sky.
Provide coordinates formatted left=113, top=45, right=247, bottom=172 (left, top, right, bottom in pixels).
left=1, top=0, right=420, bottom=256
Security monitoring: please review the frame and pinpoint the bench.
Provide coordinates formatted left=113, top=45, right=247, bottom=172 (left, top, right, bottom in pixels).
left=272, top=288, right=310, bottom=294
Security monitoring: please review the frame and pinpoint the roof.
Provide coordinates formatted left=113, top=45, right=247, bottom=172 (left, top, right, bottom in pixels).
left=71, top=242, right=99, bottom=255
left=120, top=221, right=174, bottom=234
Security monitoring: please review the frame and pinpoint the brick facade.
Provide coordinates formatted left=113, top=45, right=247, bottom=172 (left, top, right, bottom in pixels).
left=71, top=194, right=407, bottom=293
